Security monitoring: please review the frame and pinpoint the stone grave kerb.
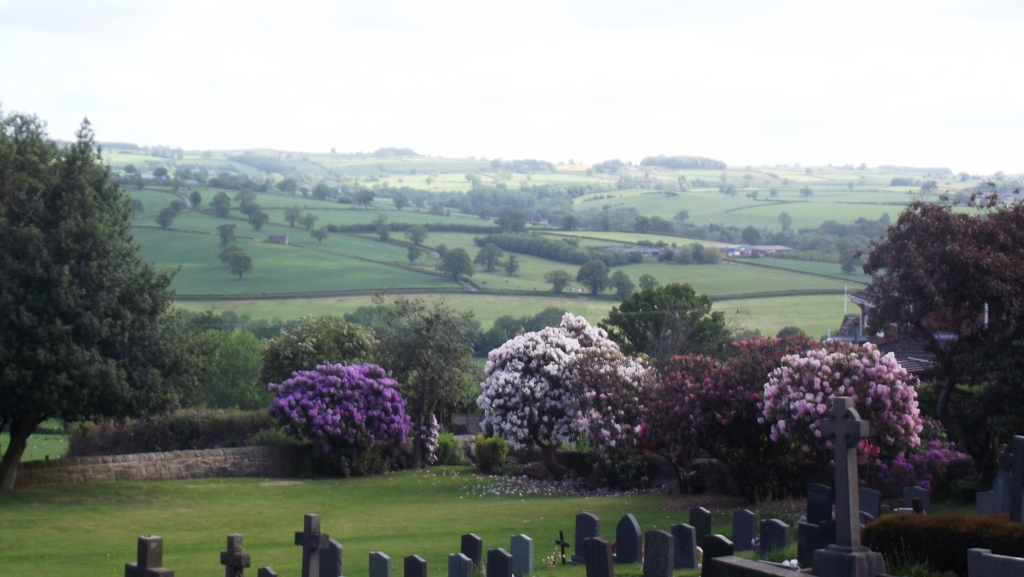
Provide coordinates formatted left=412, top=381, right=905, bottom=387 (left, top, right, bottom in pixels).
left=126, top=535, right=175, bottom=577
left=295, top=514, right=330, bottom=577
left=221, top=534, right=251, bottom=577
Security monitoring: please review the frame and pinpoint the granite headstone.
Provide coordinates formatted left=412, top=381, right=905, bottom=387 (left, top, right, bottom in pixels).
left=759, top=519, right=790, bottom=555
left=903, top=486, right=932, bottom=514
left=642, top=531, right=673, bottom=577
left=614, top=514, right=641, bottom=564
left=370, top=552, right=392, bottom=577
left=461, top=534, right=483, bottom=567
left=732, top=510, right=757, bottom=552
left=670, top=524, right=698, bottom=570
left=511, top=535, right=533, bottom=577
left=689, top=507, right=712, bottom=542
left=487, top=549, right=513, bottom=577
left=807, top=483, right=834, bottom=525
left=448, top=554, right=473, bottom=577
left=571, top=513, right=600, bottom=564
left=583, top=538, right=614, bottom=577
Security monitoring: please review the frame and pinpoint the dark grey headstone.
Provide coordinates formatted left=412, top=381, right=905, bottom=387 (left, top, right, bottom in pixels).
left=859, top=511, right=875, bottom=526
left=978, top=490, right=1000, bottom=515
left=404, top=556, right=426, bottom=577
left=759, top=519, right=790, bottom=555
left=670, top=524, right=698, bottom=570
left=643, top=531, right=673, bottom=577
left=487, top=548, right=513, bottom=577
left=859, top=487, right=881, bottom=520
left=370, top=552, right=392, bottom=577
left=320, top=539, right=343, bottom=577
left=583, top=538, right=614, bottom=577
left=613, top=514, right=641, bottom=564
left=510, top=535, right=533, bottom=577
left=689, top=507, right=712, bottom=542
left=732, top=509, right=757, bottom=552
left=983, top=551, right=1024, bottom=577
left=702, top=535, right=734, bottom=560
left=258, top=569, right=279, bottom=577
left=571, top=513, right=601, bottom=564
left=461, top=534, right=483, bottom=566
left=448, top=554, right=473, bottom=577
left=903, top=486, right=931, bottom=514
left=807, top=483, right=834, bottom=525
left=968, top=548, right=990, bottom=577
left=797, top=522, right=835, bottom=570
left=125, top=536, right=174, bottom=577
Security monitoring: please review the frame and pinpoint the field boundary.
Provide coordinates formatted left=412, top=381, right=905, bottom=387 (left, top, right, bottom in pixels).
left=723, top=258, right=869, bottom=286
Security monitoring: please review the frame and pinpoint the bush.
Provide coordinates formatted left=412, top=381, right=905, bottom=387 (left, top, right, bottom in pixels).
left=475, top=435, right=509, bottom=473
left=435, top=432, right=465, bottom=465
left=67, top=409, right=277, bottom=457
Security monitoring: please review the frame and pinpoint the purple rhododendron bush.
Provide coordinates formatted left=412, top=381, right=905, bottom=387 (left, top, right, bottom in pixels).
left=269, top=362, right=412, bottom=475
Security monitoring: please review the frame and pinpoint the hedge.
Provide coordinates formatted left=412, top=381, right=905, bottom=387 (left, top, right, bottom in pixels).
left=862, top=513, right=1024, bottom=576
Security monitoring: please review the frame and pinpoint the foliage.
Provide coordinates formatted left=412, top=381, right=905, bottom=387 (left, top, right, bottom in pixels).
left=268, top=362, right=411, bottom=472
left=195, top=329, right=268, bottom=410
left=474, top=434, right=509, bottom=473
left=639, top=155, right=726, bottom=170
left=260, top=315, right=377, bottom=385
left=437, top=247, right=474, bottom=280
left=217, top=224, right=236, bottom=246
left=284, top=206, right=301, bottom=227
left=405, top=225, right=428, bottom=246
left=638, top=274, right=659, bottom=290
left=503, top=253, right=520, bottom=276
left=474, top=243, right=505, bottom=272
left=434, top=432, right=465, bottom=465
left=609, top=270, right=635, bottom=299
left=310, top=227, right=330, bottom=244
left=873, top=439, right=967, bottom=498
left=475, top=233, right=636, bottom=267
left=209, top=191, right=232, bottom=217
left=156, top=207, right=177, bottom=228
left=407, top=245, right=422, bottom=262
left=474, top=307, right=567, bottom=356
left=544, top=269, right=573, bottom=293
left=219, top=245, right=253, bottom=279
left=576, top=260, right=610, bottom=295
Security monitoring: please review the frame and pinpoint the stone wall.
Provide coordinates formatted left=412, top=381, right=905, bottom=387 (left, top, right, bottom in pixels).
left=14, top=446, right=300, bottom=489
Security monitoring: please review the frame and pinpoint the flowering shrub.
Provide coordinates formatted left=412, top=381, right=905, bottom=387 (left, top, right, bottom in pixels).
left=874, top=440, right=967, bottom=497
left=416, top=415, right=440, bottom=465
left=762, top=342, right=924, bottom=460
left=268, top=363, right=411, bottom=471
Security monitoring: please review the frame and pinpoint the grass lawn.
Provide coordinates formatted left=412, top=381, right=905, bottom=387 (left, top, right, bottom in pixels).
left=0, top=433, right=68, bottom=462
left=713, top=294, right=848, bottom=339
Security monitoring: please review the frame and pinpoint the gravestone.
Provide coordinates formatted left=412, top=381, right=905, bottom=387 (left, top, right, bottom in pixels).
left=689, top=507, right=712, bottom=542
left=968, top=548, right=1024, bottom=577
left=487, top=548, right=513, bottom=577
left=571, top=513, right=600, bottom=564
left=126, top=535, right=174, bottom=577
left=461, top=534, right=483, bottom=566
left=807, top=483, right=834, bottom=525
left=370, top=552, right=392, bottom=577
left=978, top=490, right=1001, bottom=515
left=583, top=538, right=614, bottom=577
left=511, top=534, right=533, bottom=577
left=759, top=519, right=790, bottom=555
left=448, top=554, right=473, bottom=577
left=643, top=531, right=673, bottom=577
left=859, top=487, right=881, bottom=521
left=221, top=534, right=251, bottom=577
left=555, top=531, right=571, bottom=565
left=812, top=397, right=886, bottom=577
left=702, top=535, right=734, bottom=560
left=258, top=569, right=278, bottom=577
left=732, top=510, right=757, bottom=552
left=295, top=514, right=331, bottom=577
left=902, top=486, right=932, bottom=514
left=320, top=539, right=343, bottom=577
left=670, top=524, right=698, bottom=569
left=797, top=523, right=822, bottom=569
left=404, top=555, right=427, bottom=577
left=859, top=512, right=875, bottom=526
left=613, top=514, right=641, bottom=564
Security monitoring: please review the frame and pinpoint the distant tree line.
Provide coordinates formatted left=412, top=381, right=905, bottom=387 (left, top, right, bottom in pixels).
left=639, top=155, right=727, bottom=170
left=228, top=153, right=296, bottom=174
left=474, top=233, right=642, bottom=267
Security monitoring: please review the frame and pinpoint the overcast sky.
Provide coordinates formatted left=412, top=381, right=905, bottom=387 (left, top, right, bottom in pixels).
left=1, top=0, right=1021, bottom=173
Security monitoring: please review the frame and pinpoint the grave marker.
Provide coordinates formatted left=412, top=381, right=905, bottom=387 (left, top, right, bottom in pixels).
left=404, top=555, right=426, bottom=577
left=221, top=534, right=251, bottom=577
left=643, top=531, right=673, bottom=577
left=670, top=524, right=698, bottom=569
left=732, top=510, right=757, bottom=552
left=583, top=538, right=614, bottom=577
left=461, top=534, right=483, bottom=566
left=555, top=531, right=571, bottom=565
left=758, top=519, right=790, bottom=555
left=125, top=536, right=174, bottom=577
left=448, top=554, right=473, bottom=577
left=807, top=483, right=834, bottom=525
left=369, top=552, right=392, bottom=577
left=511, top=534, right=533, bottom=577
left=903, top=486, right=932, bottom=515
left=702, top=535, right=734, bottom=560
left=613, top=514, right=641, bottom=564
left=859, top=487, right=881, bottom=521
left=258, top=569, right=278, bottom=577
left=295, top=514, right=330, bottom=577
left=571, top=513, right=600, bottom=564
left=320, top=540, right=343, bottom=577
left=689, top=507, right=712, bottom=542
left=487, top=548, right=513, bottom=577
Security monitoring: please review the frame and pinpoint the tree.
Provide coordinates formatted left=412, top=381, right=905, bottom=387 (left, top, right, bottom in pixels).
left=600, top=283, right=731, bottom=368
left=284, top=206, right=302, bottom=227
left=495, top=210, right=527, bottom=233
left=310, top=227, right=330, bottom=244
left=638, top=274, right=659, bottom=290
left=153, top=167, right=169, bottom=178
left=674, top=210, right=690, bottom=222
left=800, top=186, right=814, bottom=197
left=260, top=315, right=377, bottom=385
left=123, top=164, right=137, bottom=174
left=609, top=270, right=635, bottom=299
left=189, top=190, right=202, bottom=208
left=407, top=245, right=422, bottom=262
left=741, top=226, right=762, bottom=245
left=545, top=269, right=573, bottom=293
left=561, top=214, right=578, bottom=231
left=393, top=191, right=409, bottom=211
left=0, top=114, right=212, bottom=490
left=374, top=295, right=477, bottom=467
left=312, top=182, right=333, bottom=200
left=197, top=330, right=268, bottom=410
left=300, top=213, right=318, bottom=231
left=835, top=237, right=859, bottom=274
left=168, top=200, right=185, bottom=214
left=576, top=260, right=610, bottom=295
left=405, top=225, right=428, bottom=246
left=437, top=248, right=474, bottom=281
left=373, top=214, right=389, bottom=241
left=249, top=210, right=269, bottom=231
left=130, top=198, right=145, bottom=218
left=277, top=178, right=298, bottom=194
left=777, top=212, right=793, bottom=231
left=156, top=207, right=177, bottom=228
left=503, top=253, right=520, bottom=276
left=474, top=243, right=505, bottom=272
left=355, top=189, right=375, bottom=209
left=220, top=245, right=253, bottom=279
left=769, top=187, right=779, bottom=197
left=210, top=191, right=232, bottom=217
left=235, top=189, right=257, bottom=205
left=635, top=216, right=651, bottom=235
left=217, top=224, right=237, bottom=246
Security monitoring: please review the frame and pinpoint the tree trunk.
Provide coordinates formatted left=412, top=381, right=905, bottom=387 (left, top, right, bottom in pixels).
left=411, top=413, right=424, bottom=469
left=542, top=443, right=566, bottom=479
left=0, top=414, right=44, bottom=491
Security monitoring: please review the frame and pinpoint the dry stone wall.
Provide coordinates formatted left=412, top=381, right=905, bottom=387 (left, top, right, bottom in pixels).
left=14, top=446, right=299, bottom=489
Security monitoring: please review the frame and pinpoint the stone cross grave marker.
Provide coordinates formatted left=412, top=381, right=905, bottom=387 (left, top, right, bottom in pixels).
left=688, top=507, right=712, bottom=542
left=807, top=483, right=834, bottom=525
left=583, top=538, right=614, bottom=577
left=404, top=555, right=427, bottom=577
left=643, top=530, right=673, bottom=577
left=670, top=524, right=698, bottom=569
left=125, top=535, right=175, bottom=577
left=732, top=510, right=756, bottom=552
left=295, top=514, right=330, bottom=577
left=758, top=519, right=790, bottom=555
left=511, top=534, right=533, bottom=577
left=320, top=539, right=343, bottom=577
left=487, top=548, right=513, bottom=577
left=461, top=534, right=482, bottom=566
left=448, top=553, right=473, bottom=577
left=555, top=530, right=571, bottom=564
left=369, top=552, right=392, bottom=577
left=221, top=534, right=251, bottom=577
left=614, top=514, right=641, bottom=564
left=571, top=513, right=600, bottom=564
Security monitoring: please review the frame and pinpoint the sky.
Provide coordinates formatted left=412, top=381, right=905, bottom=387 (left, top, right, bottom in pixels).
left=1, top=0, right=1022, bottom=173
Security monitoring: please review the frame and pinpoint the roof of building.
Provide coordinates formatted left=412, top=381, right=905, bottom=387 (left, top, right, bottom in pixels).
left=877, top=335, right=937, bottom=374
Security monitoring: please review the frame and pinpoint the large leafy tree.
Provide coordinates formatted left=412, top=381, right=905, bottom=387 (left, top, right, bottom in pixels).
left=260, top=315, right=377, bottom=386
left=437, top=248, right=474, bottom=281
left=473, top=243, right=505, bottom=272
left=601, top=283, right=730, bottom=368
left=0, top=113, right=212, bottom=490
left=576, top=260, right=610, bottom=295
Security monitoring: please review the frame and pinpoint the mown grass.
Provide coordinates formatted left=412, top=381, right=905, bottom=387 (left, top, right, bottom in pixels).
left=0, top=433, right=68, bottom=462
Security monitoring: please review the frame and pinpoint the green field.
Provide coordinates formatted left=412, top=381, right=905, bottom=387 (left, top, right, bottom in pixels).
left=0, top=433, right=68, bottom=463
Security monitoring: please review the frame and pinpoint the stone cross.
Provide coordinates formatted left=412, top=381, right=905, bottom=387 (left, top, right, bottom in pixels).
left=221, top=534, right=251, bottom=577
left=125, top=535, right=175, bottom=577
left=295, top=514, right=330, bottom=577
left=820, top=397, right=870, bottom=548
left=555, top=530, right=571, bottom=564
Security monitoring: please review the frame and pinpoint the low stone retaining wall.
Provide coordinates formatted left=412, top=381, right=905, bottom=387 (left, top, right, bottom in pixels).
left=14, top=446, right=299, bottom=489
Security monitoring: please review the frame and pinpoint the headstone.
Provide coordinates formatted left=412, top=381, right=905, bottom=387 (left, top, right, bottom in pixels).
left=613, top=514, right=641, bottom=564
left=670, top=524, right=698, bottom=569
left=689, top=507, right=712, bottom=542
left=807, top=483, right=834, bottom=525
left=978, top=490, right=1000, bottom=515
left=511, top=534, right=533, bottom=577
left=404, top=555, right=426, bottom=577
left=370, top=552, right=392, bottom=577
left=221, top=534, right=252, bottom=577
left=859, top=512, right=875, bottom=526
left=858, top=487, right=881, bottom=520
left=487, top=548, right=513, bottom=577
left=295, top=514, right=330, bottom=577
left=448, top=554, right=473, bottom=577
left=812, top=397, right=886, bottom=577
left=125, top=536, right=174, bottom=577
left=981, top=550, right=1024, bottom=577
left=797, top=523, right=823, bottom=569
left=555, top=531, right=571, bottom=565
left=320, top=540, right=343, bottom=577
left=759, top=519, right=790, bottom=555
left=732, top=510, right=757, bottom=552
left=461, top=534, right=483, bottom=566
left=643, top=531, right=673, bottom=577
left=702, top=535, right=734, bottom=560
left=583, top=538, right=614, bottom=577
left=571, top=513, right=600, bottom=564
left=967, top=548, right=989, bottom=577
left=902, top=486, right=932, bottom=514
left=258, top=569, right=278, bottom=577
